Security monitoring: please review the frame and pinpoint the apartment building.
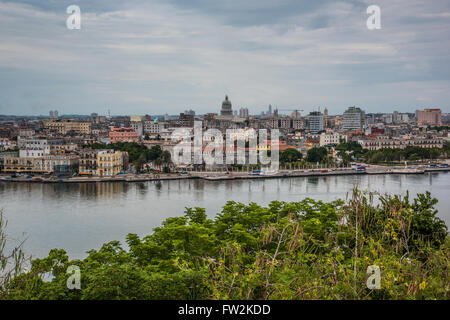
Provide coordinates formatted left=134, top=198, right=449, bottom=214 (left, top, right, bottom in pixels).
left=0, top=137, right=16, bottom=151
left=416, top=109, right=442, bottom=126
left=79, top=149, right=99, bottom=175
left=2, top=154, right=78, bottom=173
left=319, top=132, right=348, bottom=146
left=306, top=112, right=324, bottom=133
left=109, top=127, right=139, bottom=143
left=97, top=150, right=123, bottom=176
left=343, top=106, right=365, bottom=131
left=358, top=136, right=444, bottom=150
left=18, top=138, right=50, bottom=158
left=144, top=121, right=167, bottom=134
left=43, top=119, right=92, bottom=135
left=37, top=155, right=79, bottom=174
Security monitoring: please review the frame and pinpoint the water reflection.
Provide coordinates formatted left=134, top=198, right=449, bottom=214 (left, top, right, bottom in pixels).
left=0, top=173, right=449, bottom=260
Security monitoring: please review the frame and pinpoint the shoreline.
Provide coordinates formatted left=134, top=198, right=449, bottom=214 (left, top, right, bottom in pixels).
left=0, top=167, right=448, bottom=184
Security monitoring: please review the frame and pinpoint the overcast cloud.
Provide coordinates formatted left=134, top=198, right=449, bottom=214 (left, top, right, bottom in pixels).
left=0, top=0, right=449, bottom=116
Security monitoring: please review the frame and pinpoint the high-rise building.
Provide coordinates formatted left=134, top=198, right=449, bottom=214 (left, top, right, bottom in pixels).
left=239, top=107, right=249, bottom=118
left=342, top=106, right=365, bottom=131
left=49, top=110, right=59, bottom=119
left=323, top=108, right=329, bottom=128
left=307, top=111, right=324, bottom=133
left=130, top=121, right=144, bottom=137
left=393, top=111, right=399, bottom=124
left=220, top=95, right=233, bottom=118
left=417, top=109, right=442, bottom=126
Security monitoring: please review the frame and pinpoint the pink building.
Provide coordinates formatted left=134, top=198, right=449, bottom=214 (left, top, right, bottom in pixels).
left=109, top=127, right=139, bottom=143
left=417, top=109, right=442, bottom=126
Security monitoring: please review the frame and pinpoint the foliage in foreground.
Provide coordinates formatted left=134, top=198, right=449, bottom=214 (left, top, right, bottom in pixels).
left=1, top=190, right=449, bottom=300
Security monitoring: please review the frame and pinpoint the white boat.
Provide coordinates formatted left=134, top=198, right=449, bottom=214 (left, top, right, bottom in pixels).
left=261, top=168, right=278, bottom=176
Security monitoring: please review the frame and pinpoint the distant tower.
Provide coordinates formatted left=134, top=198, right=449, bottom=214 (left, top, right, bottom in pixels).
left=220, top=95, right=233, bottom=117
left=291, top=111, right=301, bottom=119
left=49, top=110, right=58, bottom=119
left=268, top=105, right=272, bottom=115
left=324, top=108, right=329, bottom=128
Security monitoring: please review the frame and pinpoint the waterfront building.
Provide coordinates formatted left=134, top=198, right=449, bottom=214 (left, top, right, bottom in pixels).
left=18, top=138, right=50, bottom=158
left=38, top=155, right=79, bottom=174
left=97, top=150, right=123, bottom=176
left=2, top=154, right=78, bottom=173
left=358, top=136, right=444, bottom=151
left=2, top=156, right=41, bottom=173
left=79, top=149, right=98, bottom=175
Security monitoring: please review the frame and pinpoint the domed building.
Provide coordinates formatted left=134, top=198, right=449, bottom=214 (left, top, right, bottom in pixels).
left=220, top=95, right=233, bottom=118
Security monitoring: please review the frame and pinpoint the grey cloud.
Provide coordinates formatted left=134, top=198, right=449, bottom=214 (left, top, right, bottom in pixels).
left=0, top=0, right=449, bottom=115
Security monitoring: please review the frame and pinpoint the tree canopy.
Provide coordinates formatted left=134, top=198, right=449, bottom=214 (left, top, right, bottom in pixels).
left=1, top=190, right=448, bottom=300
left=280, top=148, right=303, bottom=163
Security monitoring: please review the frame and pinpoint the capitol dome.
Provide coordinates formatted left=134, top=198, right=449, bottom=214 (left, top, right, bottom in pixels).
left=220, top=95, right=233, bottom=117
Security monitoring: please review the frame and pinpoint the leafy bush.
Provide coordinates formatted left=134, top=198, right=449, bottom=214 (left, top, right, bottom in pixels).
left=1, top=190, right=448, bottom=300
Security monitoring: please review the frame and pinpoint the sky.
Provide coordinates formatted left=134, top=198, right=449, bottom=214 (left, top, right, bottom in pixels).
left=0, top=0, right=449, bottom=116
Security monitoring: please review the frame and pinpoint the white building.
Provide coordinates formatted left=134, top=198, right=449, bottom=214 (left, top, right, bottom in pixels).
left=0, top=138, right=16, bottom=151
left=343, top=106, right=366, bottom=131
left=307, top=112, right=324, bottom=133
left=320, top=132, right=348, bottom=146
left=358, top=136, right=444, bottom=150
left=18, top=138, right=50, bottom=158
left=292, top=119, right=304, bottom=130
left=130, top=121, right=144, bottom=137
left=144, top=121, right=167, bottom=134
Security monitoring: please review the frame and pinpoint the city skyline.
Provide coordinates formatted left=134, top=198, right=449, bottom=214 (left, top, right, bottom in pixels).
left=1, top=0, right=450, bottom=115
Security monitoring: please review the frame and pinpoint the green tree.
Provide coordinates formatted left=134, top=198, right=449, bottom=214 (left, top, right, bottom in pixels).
left=306, top=147, right=328, bottom=163
left=280, top=149, right=303, bottom=163
left=1, top=191, right=448, bottom=300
